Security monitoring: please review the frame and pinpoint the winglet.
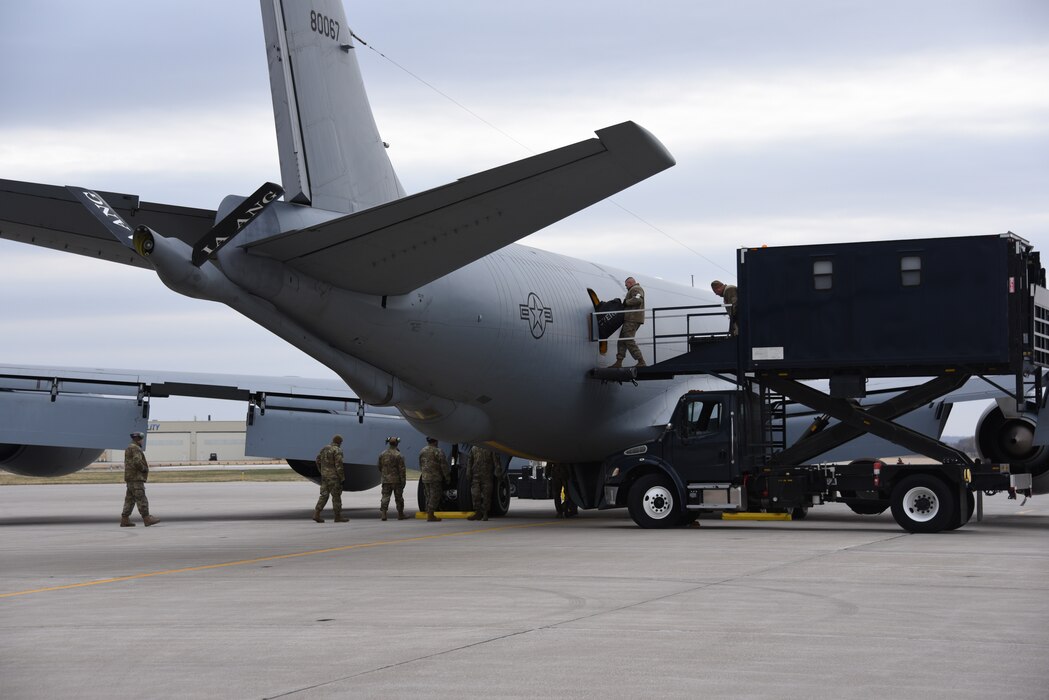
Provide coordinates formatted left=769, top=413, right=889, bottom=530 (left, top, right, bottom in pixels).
left=65, top=186, right=136, bottom=249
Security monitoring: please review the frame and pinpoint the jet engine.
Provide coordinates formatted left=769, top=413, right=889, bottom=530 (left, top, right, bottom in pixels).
left=0, top=444, right=105, bottom=477
left=286, top=459, right=382, bottom=492
left=975, top=404, right=1049, bottom=494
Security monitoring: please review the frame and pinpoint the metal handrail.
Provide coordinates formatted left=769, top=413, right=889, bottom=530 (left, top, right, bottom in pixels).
left=588, top=303, right=731, bottom=364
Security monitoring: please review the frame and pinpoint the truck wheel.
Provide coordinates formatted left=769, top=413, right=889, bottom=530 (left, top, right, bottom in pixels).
left=890, top=474, right=956, bottom=533
left=628, top=473, right=681, bottom=528
left=945, top=489, right=976, bottom=531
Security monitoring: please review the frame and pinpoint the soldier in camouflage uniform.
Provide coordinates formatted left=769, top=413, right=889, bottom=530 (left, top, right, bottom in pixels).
left=419, top=437, right=450, bottom=522
left=611, top=276, right=646, bottom=368
left=378, top=436, right=407, bottom=520
left=711, top=280, right=739, bottom=336
left=313, top=435, right=348, bottom=523
left=466, top=445, right=499, bottom=521
left=121, top=432, right=159, bottom=527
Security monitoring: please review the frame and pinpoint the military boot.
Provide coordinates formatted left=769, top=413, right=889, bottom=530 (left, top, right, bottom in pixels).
left=610, top=358, right=623, bottom=369
left=427, top=512, right=442, bottom=522
left=481, top=513, right=489, bottom=521
left=333, top=508, right=349, bottom=523
left=466, top=513, right=479, bottom=521
left=634, top=358, right=647, bottom=367
left=143, top=515, right=160, bottom=527
left=120, top=516, right=135, bottom=527
left=312, top=508, right=325, bottom=523
left=397, top=510, right=407, bottom=520
left=380, top=509, right=388, bottom=521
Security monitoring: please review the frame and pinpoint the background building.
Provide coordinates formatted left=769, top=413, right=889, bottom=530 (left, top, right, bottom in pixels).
left=103, top=421, right=249, bottom=463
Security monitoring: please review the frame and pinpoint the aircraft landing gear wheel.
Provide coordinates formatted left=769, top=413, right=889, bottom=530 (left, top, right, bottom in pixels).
left=628, top=473, right=681, bottom=529
left=457, top=468, right=473, bottom=511
left=489, top=474, right=511, bottom=517
left=890, top=474, right=956, bottom=533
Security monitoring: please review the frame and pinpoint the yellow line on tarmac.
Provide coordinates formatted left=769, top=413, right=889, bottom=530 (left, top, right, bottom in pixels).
left=0, top=521, right=556, bottom=599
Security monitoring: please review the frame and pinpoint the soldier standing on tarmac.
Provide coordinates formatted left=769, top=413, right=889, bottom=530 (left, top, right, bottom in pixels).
left=419, top=437, right=450, bottom=522
left=121, top=432, right=159, bottom=527
left=313, top=435, right=348, bottom=523
left=467, top=445, right=499, bottom=521
left=378, top=436, right=407, bottom=520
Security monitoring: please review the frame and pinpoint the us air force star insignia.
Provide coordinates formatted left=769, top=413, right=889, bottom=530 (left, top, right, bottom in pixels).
left=519, top=292, right=553, bottom=339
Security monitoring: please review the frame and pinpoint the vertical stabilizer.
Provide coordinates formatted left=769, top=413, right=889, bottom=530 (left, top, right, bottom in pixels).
left=261, top=0, right=405, bottom=213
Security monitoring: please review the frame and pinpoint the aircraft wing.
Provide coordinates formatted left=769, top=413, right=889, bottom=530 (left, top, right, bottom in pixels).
left=0, top=363, right=359, bottom=409
left=0, top=178, right=215, bottom=268
left=244, top=121, right=675, bottom=295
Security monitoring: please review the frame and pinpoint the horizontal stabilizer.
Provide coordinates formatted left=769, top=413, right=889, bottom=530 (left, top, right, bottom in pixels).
left=244, top=121, right=675, bottom=295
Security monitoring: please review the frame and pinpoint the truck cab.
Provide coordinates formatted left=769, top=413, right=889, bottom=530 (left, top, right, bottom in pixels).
left=600, top=389, right=757, bottom=528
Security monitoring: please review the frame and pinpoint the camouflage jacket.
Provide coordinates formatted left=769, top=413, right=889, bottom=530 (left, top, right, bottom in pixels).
left=378, top=447, right=406, bottom=484
left=418, top=445, right=450, bottom=484
left=722, top=284, right=738, bottom=320
left=316, top=443, right=345, bottom=480
left=468, top=446, right=499, bottom=483
left=624, top=283, right=645, bottom=324
left=124, top=442, right=149, bottom=482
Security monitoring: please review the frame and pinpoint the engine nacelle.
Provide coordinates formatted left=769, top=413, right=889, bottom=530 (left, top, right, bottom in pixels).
left=286, top=459, right=382, bottom=492
left=0, top=444, right=105, bottom=477
left=975, top=404, right=1049, bottom=494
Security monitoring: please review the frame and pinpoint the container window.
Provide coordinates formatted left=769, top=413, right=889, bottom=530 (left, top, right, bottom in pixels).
left=813, top=260, right=833, bottom=290
left=901, top=255, right=922, bottom=286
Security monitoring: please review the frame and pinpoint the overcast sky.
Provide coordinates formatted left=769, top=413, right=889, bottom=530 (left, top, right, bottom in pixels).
left=1, top=0, right=1047, bottom=432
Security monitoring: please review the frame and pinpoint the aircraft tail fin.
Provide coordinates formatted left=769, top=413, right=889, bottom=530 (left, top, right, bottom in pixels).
left=260, top=0, right=405, bottom=214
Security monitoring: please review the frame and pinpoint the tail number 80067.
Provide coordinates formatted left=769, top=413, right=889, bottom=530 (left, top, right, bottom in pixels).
left=310, top=10, right=340, bottom=41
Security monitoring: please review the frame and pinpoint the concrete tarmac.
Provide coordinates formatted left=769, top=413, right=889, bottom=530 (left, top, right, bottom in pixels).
left=1, top=481, right=1047, bottom=700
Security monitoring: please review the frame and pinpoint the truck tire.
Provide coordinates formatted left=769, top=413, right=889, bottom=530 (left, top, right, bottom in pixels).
left=945, top=489, right=976, bottom=531
left=628, top=473, right=681, bottom=529
left=890, top=474, right=956, bottom=533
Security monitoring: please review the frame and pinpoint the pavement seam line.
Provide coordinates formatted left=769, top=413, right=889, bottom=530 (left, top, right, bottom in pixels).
left=0, top=521, right=558, bottom=599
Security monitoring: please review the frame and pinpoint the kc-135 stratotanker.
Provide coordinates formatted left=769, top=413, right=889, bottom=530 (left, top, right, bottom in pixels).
left=1, top=0, right=1045, bottom=528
